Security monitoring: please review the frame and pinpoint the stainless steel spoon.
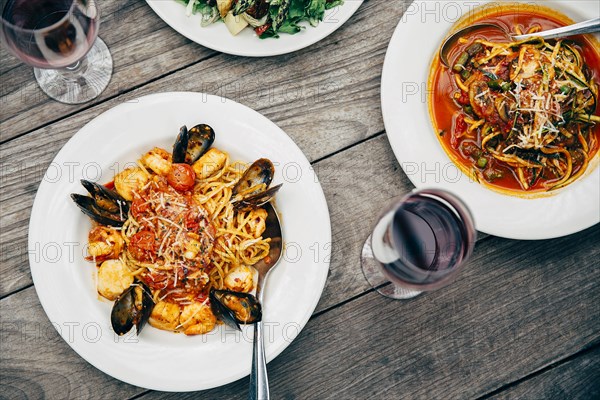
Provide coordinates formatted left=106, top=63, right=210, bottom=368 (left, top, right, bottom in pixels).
left=248, top=202, right=283, bottom=400
left=439, top=17, right=600, bottom=67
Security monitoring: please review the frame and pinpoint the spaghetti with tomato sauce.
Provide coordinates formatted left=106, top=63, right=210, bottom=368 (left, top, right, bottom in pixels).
left=429, top=5, right=600, bottom=194
left=87, top=145, right=271, bottom=335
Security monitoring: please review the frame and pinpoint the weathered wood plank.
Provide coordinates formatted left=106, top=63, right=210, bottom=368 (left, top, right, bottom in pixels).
left=0, top=288, right=144, bottom=400
left=0, top=0, right=407, bottom=143
left=2, top=0, right=598, bottom=398
left=0, top=0, right=410, bottom=298
left=1, top=114, right=389, bottom=300
left=488, top=347, right=600, bottom=400
left=0, top=128, right=487, bottom=308
left=1, top=224, right=597, bottom=398
left=0, top=0, right=216, bottom=142
left=137, top=225, right=600, bottom=400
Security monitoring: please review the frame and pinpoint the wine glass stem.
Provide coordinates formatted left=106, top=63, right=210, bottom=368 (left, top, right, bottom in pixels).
left=33, top=37, right=112, bottom=104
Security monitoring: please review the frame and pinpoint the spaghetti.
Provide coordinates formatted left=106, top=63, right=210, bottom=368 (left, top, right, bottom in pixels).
left=86, top=147, right=271, bottom=335
left=430, top=7, right=600, bottom=193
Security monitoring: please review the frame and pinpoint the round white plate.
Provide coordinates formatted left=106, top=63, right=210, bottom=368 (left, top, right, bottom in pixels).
left=381, top=0, right=600, bottom=240
left=28, top=92, right=331, bottom=391
left=145, top=0, right=363, bottom=57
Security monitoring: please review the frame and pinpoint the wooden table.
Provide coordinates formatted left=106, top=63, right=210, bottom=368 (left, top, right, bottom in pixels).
left=1, top=0, right=599, bottom=398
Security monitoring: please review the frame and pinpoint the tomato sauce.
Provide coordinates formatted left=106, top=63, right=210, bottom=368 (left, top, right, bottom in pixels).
left=429, top=5, right=600, bottom=193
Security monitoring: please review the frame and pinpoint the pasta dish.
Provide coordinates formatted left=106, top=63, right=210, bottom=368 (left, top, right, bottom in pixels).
left=429, top=6, right=600, bottom=193
left=72, top=124, right=278, bottom=335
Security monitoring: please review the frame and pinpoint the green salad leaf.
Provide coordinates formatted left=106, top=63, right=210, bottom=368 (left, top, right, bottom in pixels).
left=176, top=0, right=345, bottom=39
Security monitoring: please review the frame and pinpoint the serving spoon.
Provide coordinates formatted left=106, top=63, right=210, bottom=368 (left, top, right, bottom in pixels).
left=248, top=202, right=283, bottom=400
left=440, top=17, right=600, bottom=68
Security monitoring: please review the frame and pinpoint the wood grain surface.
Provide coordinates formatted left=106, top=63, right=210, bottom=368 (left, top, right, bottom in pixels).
left=0, top=0, right=406, bottom=143
left=1, top=0, right=408, bottom=297
left=489, top=347, right=600, bottom=400
left=0, top=0, right=216, bottom=142
left=1, top=0, right=598, bottom=398
left=1, top=225, right=598, bottom=399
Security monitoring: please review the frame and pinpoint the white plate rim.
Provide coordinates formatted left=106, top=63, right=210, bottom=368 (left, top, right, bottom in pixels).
left=145, top=0, right=364, bottom=57
left=381, top=0, right=600, bottom=240
left=28, top=92, right=332, bottom=391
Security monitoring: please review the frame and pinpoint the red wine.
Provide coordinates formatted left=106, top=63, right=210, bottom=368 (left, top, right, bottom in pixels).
left=372, top=191, right=475, bottom=289
left=1, top=0, right=98, bottom=68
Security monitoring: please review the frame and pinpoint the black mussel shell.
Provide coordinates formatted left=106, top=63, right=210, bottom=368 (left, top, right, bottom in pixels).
left=172, top=124, right=215, bottom=164
left=210, top=289, right=261, bottom=331
left=80, top=179, right=129, bottom=215
left=233, top=184, right=282, bottom=212
left=71, top=194, right=126, bottom=227
left=72, top=180, right=129, bottom=227
left=111, top=282, right=155, bottom=336
left=232, top=158, right=275, bottom=198
left=186, top=124, right=215, bottom=164
left=172, top=125, right=189, bottom=164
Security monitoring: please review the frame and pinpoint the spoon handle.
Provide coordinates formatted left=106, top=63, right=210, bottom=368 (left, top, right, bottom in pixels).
left=513, top=17, right=600, bottom=40
left=248, top=320, right=269, bottom=400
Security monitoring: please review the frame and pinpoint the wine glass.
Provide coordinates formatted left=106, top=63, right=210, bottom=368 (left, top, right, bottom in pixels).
left=1, top=0, right=112, bottom=104
left=361, top=188, right=477, bottom=299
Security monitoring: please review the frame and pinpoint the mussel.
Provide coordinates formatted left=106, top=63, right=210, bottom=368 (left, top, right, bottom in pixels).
left=210, top=289, right=261, bottom=331
left=232, top=158, right=282, bottom=211
left=111, top=281, right=155, bottom=336
left=233, top=184, right=283, bottom=212
left=172, top=124, right=215, bottom=164
left=71, top=179, right=129, bottom=227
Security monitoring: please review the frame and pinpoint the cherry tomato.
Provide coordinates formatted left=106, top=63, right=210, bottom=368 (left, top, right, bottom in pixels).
left=167, top=163, right=196, bottom=191
left=456, top=91, right=470, bottom=105
left=130, top=196, right=149, bottom=218
left=140, top=270, right=171, bottom=290
left=455, top=114, right=467, bottom=134
left=451, top=114, right=467, bottom=149
left=184, top=211, right=200, bottom=231
left=128, top=230, right=156, bottom=262
left=255, top=23, right=271, bottom=37
left=194, top=293, right=208, bottom=304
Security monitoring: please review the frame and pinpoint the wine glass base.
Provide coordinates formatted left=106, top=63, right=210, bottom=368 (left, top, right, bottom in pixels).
left=34, top=38, right=113, bottom=105
left=361, top=234, right=422, bottom=300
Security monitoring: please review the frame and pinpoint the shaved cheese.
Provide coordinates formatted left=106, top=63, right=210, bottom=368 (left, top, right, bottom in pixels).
left=156, top=216, right=186, bottom=231
left=175, top=297, right=210, bottom=330
left=475, top=89, right=489, bottom=100
left=158, top=229, right=172, bottom=257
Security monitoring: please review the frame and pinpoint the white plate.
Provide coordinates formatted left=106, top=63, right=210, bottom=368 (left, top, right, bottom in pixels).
left=145, top=0, right=363, bottom=57
left=381, top=0, right=600, bottom=240
left=28, top=92, right=331, bottom=391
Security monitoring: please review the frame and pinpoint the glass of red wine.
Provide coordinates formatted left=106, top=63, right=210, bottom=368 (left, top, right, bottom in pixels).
left=361, top=189, right=477, bottom=299
left=1, top=0, right=112, bottom=104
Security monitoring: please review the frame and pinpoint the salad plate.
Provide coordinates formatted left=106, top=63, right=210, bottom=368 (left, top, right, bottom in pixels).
left=381, top=0, right=600, bottom=240
left=146, top=0, right=363, bottom=56
left=28, top=92, right=331, bottom=391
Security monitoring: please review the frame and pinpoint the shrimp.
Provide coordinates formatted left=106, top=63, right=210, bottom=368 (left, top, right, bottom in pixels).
left=179, top=302, right=217, bottom=335
left=141, top=147, right=172, bottom=176
left=86, top=226, right=124, bottom=262
left=224, top=265, right=254, bottom=293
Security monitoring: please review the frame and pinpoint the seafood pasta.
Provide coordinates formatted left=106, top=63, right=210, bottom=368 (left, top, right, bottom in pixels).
left=429, top=5, right=600, bottom=194
left=72, top=124, right=279, bottom=336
